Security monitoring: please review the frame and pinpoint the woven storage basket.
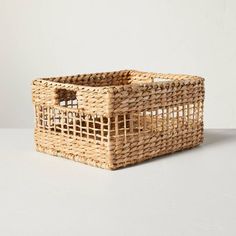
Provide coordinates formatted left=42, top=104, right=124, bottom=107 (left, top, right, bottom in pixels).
left=32, top=70, right=204, bottom=170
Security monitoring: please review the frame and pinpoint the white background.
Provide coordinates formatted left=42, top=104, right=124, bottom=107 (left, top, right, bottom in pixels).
left=0, top=0, right=236, bottom=128
left=1, top=2, right=236, bottom=235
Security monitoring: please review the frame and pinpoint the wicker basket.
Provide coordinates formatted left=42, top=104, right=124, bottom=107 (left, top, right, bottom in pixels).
left=32, top=70, right=204, bottom=170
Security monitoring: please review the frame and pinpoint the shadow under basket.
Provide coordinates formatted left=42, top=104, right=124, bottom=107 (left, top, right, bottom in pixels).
left=32, top=70, right=205, bottom=170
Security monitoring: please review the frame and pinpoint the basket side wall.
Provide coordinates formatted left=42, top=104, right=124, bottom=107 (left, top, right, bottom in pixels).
left=108, top=78, right=204, bottom=169
left=32, top=81, right=113, bottom=169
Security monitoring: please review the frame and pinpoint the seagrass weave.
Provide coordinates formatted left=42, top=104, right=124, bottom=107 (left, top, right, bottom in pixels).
left=32, top=70, right=204, bottom=170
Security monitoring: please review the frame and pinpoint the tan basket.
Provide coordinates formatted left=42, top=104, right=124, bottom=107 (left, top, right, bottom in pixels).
left=32, top=70, right=204, bottom=170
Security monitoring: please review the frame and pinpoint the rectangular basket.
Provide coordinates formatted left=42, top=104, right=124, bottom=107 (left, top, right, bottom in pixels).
left=32, top=70, right=204, bottom=170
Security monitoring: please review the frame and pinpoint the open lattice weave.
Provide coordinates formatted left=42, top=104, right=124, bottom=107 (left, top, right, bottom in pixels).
left=32, top=70, right=204, bottom=170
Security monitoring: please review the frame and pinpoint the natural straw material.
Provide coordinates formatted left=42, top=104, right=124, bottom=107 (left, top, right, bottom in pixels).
left=32, top=70, right=204, bottom=170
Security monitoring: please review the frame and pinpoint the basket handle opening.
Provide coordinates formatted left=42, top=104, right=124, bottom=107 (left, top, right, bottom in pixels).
left=54, top=89, right=78, bottom=109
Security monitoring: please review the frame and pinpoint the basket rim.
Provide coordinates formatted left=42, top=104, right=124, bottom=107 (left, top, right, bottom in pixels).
left=32, top=69, right=204, bottom=91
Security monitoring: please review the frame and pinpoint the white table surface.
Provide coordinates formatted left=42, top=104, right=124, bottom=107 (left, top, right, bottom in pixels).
left=0, top=129, right=236, bottom=236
